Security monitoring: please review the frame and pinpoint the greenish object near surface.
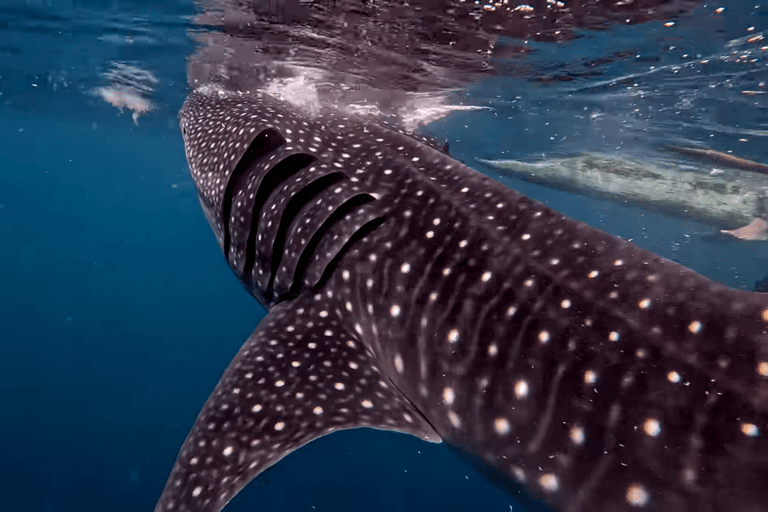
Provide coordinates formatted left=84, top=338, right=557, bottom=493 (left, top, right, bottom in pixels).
left=477, top=153, right=768, bottom=229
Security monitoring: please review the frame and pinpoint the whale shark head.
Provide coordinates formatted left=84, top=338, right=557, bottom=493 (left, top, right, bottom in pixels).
left=179, top=86, right=447, bottom=308
left=179, top=88, right=314, bottom=305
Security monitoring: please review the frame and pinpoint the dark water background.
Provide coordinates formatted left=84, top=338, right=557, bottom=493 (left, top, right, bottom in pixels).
left=1, top=0, right=767, bottom=511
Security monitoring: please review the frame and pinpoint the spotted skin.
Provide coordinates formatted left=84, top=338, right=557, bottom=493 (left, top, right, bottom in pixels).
left=156, top=86, right=768, bottom=512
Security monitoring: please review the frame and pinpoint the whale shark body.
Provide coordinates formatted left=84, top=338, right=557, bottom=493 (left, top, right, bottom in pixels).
left=155, top=87, right=768, bottom=512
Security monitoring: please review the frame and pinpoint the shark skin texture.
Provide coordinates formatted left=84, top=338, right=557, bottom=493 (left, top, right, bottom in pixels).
left=154, top=87, right=768, bottom=512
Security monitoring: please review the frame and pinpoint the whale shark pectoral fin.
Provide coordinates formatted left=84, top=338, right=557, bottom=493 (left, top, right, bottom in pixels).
left=721, top=217, right=768, bottom=241
left=154, top=296, right=441, bottom=512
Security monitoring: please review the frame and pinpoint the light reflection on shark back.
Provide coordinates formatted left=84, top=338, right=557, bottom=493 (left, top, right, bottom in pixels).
left=156, top=87, right=768, bottom=512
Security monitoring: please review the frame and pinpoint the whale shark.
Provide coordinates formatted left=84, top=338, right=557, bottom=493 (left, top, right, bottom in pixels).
left=154, top=86, right=768, bottom=512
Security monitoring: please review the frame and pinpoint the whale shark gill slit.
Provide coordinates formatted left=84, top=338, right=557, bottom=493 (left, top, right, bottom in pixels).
left=291, top=193, right=379, bottom=293
left=265, top=171, right=347, bottom=301
left=241, top=152, right=316, bottom=286
left=221, top=127, right=286, bottom=268
left=313, top=216, right=386, bottom=292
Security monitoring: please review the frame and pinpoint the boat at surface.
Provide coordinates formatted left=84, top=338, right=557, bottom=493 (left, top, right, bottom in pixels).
left=477, top=153, right=768, bottom=232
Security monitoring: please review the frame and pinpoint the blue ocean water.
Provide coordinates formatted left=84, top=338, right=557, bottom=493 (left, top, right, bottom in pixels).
left=1, top=1, right=767, bottom=511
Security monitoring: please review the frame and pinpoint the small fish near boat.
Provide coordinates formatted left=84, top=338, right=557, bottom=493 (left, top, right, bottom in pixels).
left=476, top=153, right=768, bottom=240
